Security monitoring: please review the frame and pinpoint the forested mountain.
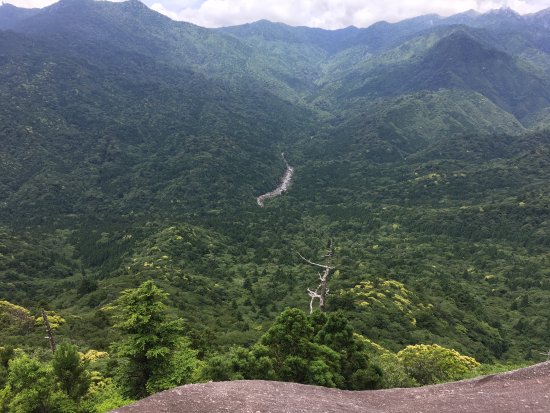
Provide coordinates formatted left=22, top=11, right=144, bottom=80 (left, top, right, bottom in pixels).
left=2, top=0, right=550, bottom=408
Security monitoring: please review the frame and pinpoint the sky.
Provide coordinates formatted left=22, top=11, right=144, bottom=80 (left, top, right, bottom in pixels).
left=5, top=0, right=550, bottom=29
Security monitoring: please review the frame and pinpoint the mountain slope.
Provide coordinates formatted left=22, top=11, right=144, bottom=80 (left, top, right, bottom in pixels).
left=0, top=27, right=314, bottom=224
left=0, top=3, right=39, bottom=29
left=340, top=30, right=550, bottom=122
left=8, top=0, right=326, bottom=103
left=332, top=90, right=525, bottom=155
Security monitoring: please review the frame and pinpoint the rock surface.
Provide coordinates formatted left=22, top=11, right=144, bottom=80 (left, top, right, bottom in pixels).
left=112, top=361, right=550, bottom=413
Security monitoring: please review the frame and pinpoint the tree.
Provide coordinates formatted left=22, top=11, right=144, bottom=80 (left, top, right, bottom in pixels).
left=315, top=311, right=382, bottom=390
left=204, top=308, right=383, bottom=390
left=201, top=345, right=275, bottom=382
left=372, top=352, right=418, bottom=388
left=52, top=343, right=91, bottom=402
left=1, top=354, right=76, bottom=413
left=260, top=308, right=341, bottom=386
left=108, top=280, right=199, bottom=398
left=0, top=346, right=15, bottom=388
left=0, top=301, right=34, bottom=335
left=397, top=344, right=479, bottom=385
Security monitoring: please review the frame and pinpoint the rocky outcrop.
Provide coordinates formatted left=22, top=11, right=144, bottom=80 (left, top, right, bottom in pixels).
left=112, top=361, right=550, bottom=413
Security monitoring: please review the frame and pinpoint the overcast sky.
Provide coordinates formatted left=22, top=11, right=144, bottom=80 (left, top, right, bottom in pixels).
left=6, top=0, right=550, bottom=28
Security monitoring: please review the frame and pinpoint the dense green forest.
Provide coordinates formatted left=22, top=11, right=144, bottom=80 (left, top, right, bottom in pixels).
left=2, top=0, right=550, bottom=411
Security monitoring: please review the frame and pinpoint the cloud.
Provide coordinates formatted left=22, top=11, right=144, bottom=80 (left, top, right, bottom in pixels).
left=6, top=0, right=126, bottom=8
left=5, top=0, right=549, bottom=28
left=6, top=0, right=54, bottom=7
left=143, top=0, right=550, bottom=28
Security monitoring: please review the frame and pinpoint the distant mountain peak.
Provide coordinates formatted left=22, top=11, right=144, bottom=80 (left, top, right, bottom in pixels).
left=529, top=7, right=550, bottom=19
left=460, top=9, right=480, bottom=17
left=48, top=0, right=94, bottom=11
left=250, top=19, right=287, bottom=27
left=485, top=7, right=522, bottom=19
left=1, top=2, right=38, bottom=10
left=536, top=7, right=550, bottom=15
left=57, top=0, right=93, bottom=5
left=0, top=2, right=40, bottom=28
left=124, top=0, right=149, bottom=9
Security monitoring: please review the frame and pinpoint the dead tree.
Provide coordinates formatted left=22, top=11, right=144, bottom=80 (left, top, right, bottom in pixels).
left=42, top=309, right=57, bottom=353
left=298, top=241, right=334, bottom=313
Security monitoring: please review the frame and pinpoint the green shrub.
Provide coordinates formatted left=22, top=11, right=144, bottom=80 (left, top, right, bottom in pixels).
left=397, top=344, right=479, bottom=385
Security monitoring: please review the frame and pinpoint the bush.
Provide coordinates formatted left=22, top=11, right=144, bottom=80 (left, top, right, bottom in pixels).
left=2, top=354, right=77, bottom=413
left=397, top=344, right=479, bottom=385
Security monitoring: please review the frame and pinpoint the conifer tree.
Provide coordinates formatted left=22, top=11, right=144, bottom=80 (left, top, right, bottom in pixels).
left=52, top=343, right=91, bottom=402
left=108, top=280, right=199, bottom=398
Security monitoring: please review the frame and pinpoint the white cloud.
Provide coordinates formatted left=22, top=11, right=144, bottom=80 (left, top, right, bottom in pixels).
left=5, top=0, right=55, bottom=8
left=4, top=0, right=550, bottom=28
left=143, top=0, right=550, bottom=28
left=149, top=2, right=178, bottom=19
left=5, top=0, right=125, bottom=8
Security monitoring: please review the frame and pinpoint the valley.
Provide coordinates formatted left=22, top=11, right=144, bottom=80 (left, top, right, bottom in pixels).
left=1, top=0, right=550, bottom=410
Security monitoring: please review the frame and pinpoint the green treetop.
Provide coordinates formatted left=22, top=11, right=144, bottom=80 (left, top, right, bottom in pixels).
left=108, top=280, right=201, bottom=398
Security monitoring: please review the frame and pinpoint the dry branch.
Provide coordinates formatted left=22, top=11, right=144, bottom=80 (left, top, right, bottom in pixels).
left=299, top=241, right=334, bottom=313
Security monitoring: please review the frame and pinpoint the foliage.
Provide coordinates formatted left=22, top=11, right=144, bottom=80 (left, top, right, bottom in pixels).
left=373, top=352, right=418, bottom=388
left=397, top=344, right=480, bottom=385
left=342, top=279, right=431, bottom=326
left=81, top=373, right=133, bottom=413
left=260, top=308, right=342, bottom=386
left=107, top=280, right=201, bottom=398
left=0, top=302, right=33, bottom=334
left=80, top=350, right=109, bottom=364
left=1, top=354, right=77, bottom=413
left=52, top=343, right=91, bottom=402
left=35, top=312, right=66, bottom=331
left=0, top=347, right=15, bottom=388
left=204, top=309, right=383, bottom=390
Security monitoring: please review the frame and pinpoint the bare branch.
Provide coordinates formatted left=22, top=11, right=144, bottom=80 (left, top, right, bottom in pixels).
left=297, top=252, right=334, bottom=269
left=308, top=288, right=320, bottom=297
left=42, top=310, right=56, bottom=353
left=299, top=242, right=336, bottom=313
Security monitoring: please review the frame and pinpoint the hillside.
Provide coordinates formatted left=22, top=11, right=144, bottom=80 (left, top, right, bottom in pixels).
left=2, top=2, right=550, bottom=405
left=112, top=362, right=550, bottom=412
left=328, top=29, right=550, bottom=122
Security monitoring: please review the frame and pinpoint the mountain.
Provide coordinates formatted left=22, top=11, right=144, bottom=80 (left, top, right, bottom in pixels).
left=0, top=3, right=39, bottom=29
left=218, top=19, right=361, bottom=54
left=0, top=0, right=322, bottom=225
left=527, top=7, right=550, bottom=29
left=323, top=29, right=550, bottom=123
left=2, top=0, right=550, bottom=374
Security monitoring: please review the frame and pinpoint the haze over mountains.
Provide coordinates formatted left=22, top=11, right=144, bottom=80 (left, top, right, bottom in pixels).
left=2, top=0, right=550, bottom=368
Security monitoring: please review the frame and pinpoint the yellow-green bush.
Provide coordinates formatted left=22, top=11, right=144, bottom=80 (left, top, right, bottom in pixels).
left=397, top=344, right=479, bottom=385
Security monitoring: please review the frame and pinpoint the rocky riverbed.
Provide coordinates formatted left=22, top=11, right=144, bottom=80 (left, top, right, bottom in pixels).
left=256, top=153, right=294, bottom=207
